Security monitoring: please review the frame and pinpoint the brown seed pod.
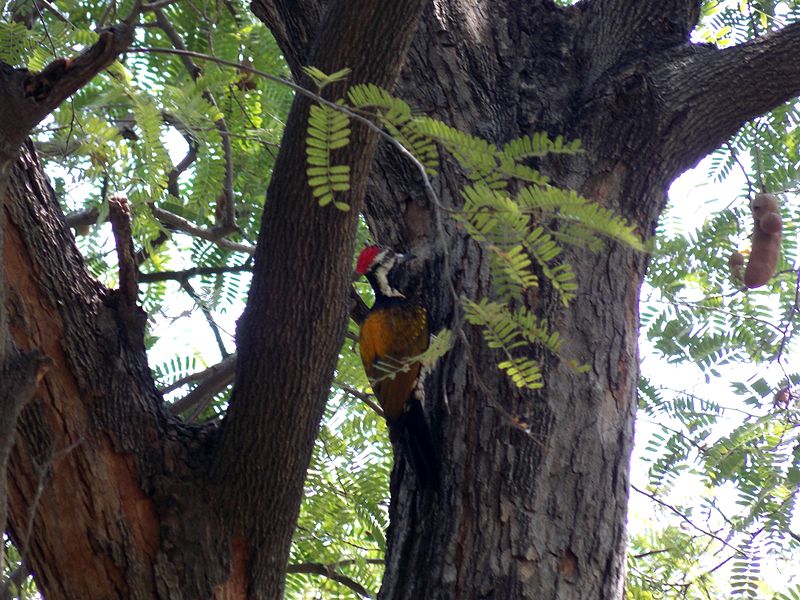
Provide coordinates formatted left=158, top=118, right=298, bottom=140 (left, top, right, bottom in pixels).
left=760, top=212, right=782, bottom=235
left=743, top=193, right=782, bottom=289
left=729, top=251, right=745, bottom=282
left=773, top=386, right=791, bottom=408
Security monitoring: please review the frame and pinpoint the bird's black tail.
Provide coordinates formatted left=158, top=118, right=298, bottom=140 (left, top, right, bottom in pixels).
left=395, top=398, right=438, bottom=488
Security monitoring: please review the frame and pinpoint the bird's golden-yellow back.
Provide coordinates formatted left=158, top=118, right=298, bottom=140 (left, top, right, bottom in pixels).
left=359, top=304, right=428, bottom=421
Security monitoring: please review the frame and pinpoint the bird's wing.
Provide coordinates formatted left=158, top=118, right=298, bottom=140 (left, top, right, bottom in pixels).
left=359, top=305, right=428, bottom=421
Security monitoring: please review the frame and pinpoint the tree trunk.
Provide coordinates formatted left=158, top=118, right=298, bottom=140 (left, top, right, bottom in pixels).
left=368, top=4, right=647, bottom=596
left=257, top=1, right=800, bottom=599
left=3, top=2, right=429, bottom=598
left=4, top=141, right=231, bottom=598
left=5, top=0, right=800, bottom=598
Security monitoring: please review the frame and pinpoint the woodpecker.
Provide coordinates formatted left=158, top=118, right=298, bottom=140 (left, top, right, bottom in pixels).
left=355, top=245, right=437, bottom=486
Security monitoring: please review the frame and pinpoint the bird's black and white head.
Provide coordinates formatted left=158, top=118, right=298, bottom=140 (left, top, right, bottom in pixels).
left=356, top=245, right=406, bottom=299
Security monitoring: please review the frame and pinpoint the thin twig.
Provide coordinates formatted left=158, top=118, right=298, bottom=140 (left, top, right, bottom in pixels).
left=141, top=0, right=182, bottom=11
left=648, top=386, right=758, bottom=417
left=637, top=418, right=710, bottom=456
left=150, top=205, right=255, bottom=254
left=333, top=380, right=383, bottom=417
left=651, top=298, right=783, bottom=334
left=96, top=1, right=114, bottom=28
left=122, top=0, right=143, bottom=24
left=0, top=563, right=30, bottom=600
left=286, top=562, right=374, bottom=599
left=349, top=285, right=370, bottom=325
left=161, top=112, right=199, bottom=198
left=151, top=12, right=236, bottom=230
left=32, top=0, right=56, bottom=55
left=36, top=0, right=73, bottom=26
left=775, top=268, right=800, bottom=375
left=153, top=10, right=200, bottom=76
left=139, top=263, right=251, bottom=284
left=226, top=83, right=279, bottom=157
left=179, top=279, right=230, bottom=358
left=135, top=230, right=170, bottom=266
left=631, top=484, right=745, bottom=557
left=293, top=525, right=380, bottom=554
left=630, top=546, right=680, bottom=560
left=703, top=552, right=736, bottom=577
left=725, top=141, right=755, bottom=200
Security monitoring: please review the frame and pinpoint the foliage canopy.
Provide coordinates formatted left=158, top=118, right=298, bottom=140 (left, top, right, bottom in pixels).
left=1, top=0, right=800, bottom=598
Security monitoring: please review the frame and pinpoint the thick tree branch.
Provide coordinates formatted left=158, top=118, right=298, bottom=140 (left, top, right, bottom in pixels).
left=657, top=20, right=800, bottom=176
left=0, top=20, right=108, bottom=557
left=3, top=141, right=243, bottom=596
left=22, top=24, right=133, bottom=115
left=64, top=206, right=100, bottom=231
left=249, top=0, right=323, bottom=78
left=209, top=0, right=428, bottom=594
left=578, top=0, right=701, bottom=90
left=349, top=285, right=369, bottom=325
left=108, top=194, right=139, bottom=306
left=166, top=354, right=237, bottom=414
left=162, top=354, right=235, bottom=395
left=574, top=16, right=800, bottom=220
left=0, top=23, right=134, bottom=164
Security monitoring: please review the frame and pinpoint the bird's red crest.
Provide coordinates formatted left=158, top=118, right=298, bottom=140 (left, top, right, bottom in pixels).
left=356, top=245, right=382, bottom=274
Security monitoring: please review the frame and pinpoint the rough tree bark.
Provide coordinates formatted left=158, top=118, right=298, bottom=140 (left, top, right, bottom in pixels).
left=2, top=1, right=427, bottom=598
left=255, top=1, right=800, bottom=599
left=0, top=23, right=133, bottom=577
left=3, top=1, right=800, bottom=600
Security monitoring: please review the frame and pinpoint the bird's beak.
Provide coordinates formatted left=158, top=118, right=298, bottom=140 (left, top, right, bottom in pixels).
left=395, top=253, right=416, bottom=264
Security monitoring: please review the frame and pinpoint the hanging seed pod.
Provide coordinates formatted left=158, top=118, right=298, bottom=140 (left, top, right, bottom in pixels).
left=743, top=193, right=782, bottom=289
left=729, top=251, right=745, bottom=283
